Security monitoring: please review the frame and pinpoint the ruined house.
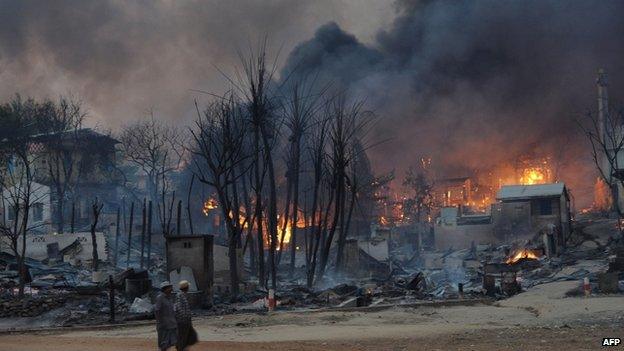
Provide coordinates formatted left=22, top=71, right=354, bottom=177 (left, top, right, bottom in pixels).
left=493, top=183, right=571, bottom=251
left=434, top=183, right=571, bottom=251
left=433, top=177, right=472, bottom=208
left=434, top=206, right=495, bottom=250
left=1, top=128, right=122, bottom=232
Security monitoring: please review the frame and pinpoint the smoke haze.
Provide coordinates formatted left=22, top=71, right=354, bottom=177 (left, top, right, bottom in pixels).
left=1, top=0, right=624, bottom=206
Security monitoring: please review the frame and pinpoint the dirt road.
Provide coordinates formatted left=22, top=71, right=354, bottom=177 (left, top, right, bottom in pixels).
left=0, top=325, right=620, bottom=351
left=1, top=281, right=622, bottom=351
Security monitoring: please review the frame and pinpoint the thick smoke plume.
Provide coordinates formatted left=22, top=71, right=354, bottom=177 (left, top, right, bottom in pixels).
left=282, top=0, right=624, bottom=206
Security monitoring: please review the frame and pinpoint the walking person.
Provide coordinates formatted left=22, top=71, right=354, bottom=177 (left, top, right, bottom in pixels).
left=174, top=280, right=197, bottom=350
left=154, top=281, right=177, bottom=351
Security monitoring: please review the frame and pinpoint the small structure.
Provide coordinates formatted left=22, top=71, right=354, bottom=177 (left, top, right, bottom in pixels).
left=434, top=206, right=496, bottom=250
left=212, top=244, right=245, bottom=293
left=494, top=183, right=571, bottom=252
left=165, top=235, right=214, bottom=306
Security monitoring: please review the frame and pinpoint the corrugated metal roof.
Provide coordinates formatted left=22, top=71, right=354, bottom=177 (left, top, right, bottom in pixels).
left=496, top=183, right=565, bottom=200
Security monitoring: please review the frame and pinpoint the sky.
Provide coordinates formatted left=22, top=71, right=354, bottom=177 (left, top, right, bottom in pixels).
left=0, top=0, right=395, bottom=127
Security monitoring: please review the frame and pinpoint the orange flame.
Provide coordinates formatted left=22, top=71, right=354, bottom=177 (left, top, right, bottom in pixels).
left=277, top=212, right=306, bottom=245
left=506, top=248, right=540, bottom=264
left=379, top=216, right=389, bottom=226
left=202, top=198, right=218, bottom=216
left=519, top=168, right=547, bottom=185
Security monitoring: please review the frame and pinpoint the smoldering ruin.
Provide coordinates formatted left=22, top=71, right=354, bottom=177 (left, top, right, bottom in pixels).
left=1, top=1, right=624, bottom=350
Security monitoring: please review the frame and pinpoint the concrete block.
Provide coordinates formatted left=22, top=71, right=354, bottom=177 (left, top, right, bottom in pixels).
left=464, top=259, right=481, bottom=268
left=337, top=297, right=359, bottom=308
left=598, top=272, right=620, bottom=294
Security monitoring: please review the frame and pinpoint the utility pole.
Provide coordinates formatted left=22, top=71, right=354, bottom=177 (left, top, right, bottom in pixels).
left=146, top=200, right=153, bottom=270
left=140, top=199, right=146, bottom=269
left=113, top=207, right=120, bottom=267
left=108, top=275, right=115, bottom=323
left=126, top=202, right=134, bottom=268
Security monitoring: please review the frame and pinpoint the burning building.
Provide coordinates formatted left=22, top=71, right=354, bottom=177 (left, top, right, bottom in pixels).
left=494, top=183, right=571, bottom=255
left=433, top=177, right=472, bottom=208
left=434, top=182, right=571, bottom=252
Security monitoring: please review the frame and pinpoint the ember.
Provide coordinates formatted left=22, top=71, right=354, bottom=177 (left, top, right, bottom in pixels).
left=517, top=155, right=552, bottom=185
left=520, top=168, right=547, bottom=185
left=202, top=198, right=218, bottom=216
left=277, top=213, right=306, bottom=245
left=506, top=248, right=540, bottom=264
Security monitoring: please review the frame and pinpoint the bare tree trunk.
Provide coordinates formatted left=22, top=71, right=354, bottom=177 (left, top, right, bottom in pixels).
left=91, top=199, right=103, bottom=272
left=306, top=183, right=321, bottom=288
left=126, top=202, right=134, bottom=268
left=19, top=202, right=29, bottom=298
left=309, top=178, right=333, bottom=286
left=261, top=125, right=279, bottom=290
left=318, top=172, right=342, bottom=281
left=277, top=174, right=292, bottom=263
left=57, top=192, right=64, bottom=234
left=139, top=199, right=146, bottom=269
left=290, top=143, right=301, bottom=276
left=146, top=200, right=153, bottom=270
left=70, top=202, right=75, bottom=234
left=114, top=207, right=120, bottom=267
left=215, top=187, right=240, bottom=299
left=239, top=165, right=257, bottom=277
left=253, top=128, right=266, bottom=287
left=335, top=179, right=348, bottom=273
left=186, top=174, right=195, bottom=235
left=338, top=181, right=357, bottom=273
left=176, top=200, right=182, bottom=235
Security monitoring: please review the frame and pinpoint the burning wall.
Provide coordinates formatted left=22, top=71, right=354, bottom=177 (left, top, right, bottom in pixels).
left=431, top=153, right=556, bottom=213
left=201, top=197, right=306, bottom=247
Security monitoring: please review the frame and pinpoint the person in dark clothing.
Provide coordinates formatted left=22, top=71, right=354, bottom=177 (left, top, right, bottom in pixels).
left=155, top=281, right=177, bottom=351
left=174, top=280, right=197, bottom=350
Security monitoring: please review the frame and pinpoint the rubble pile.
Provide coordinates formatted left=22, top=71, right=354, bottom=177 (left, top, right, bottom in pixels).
left=0, top=294, right=69, bottom=318
left=0, top=212, right=622, bottom=330
left=59, top=294, right=131, bottom=326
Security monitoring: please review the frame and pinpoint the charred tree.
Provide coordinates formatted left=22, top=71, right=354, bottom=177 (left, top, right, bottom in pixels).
left=191, top=95, right=249, bottom=299
left=126, top=202, right=135, bottom=268
left=0, top=96, right=48, bottom=297
left=90, top=198, right=104, bottom=271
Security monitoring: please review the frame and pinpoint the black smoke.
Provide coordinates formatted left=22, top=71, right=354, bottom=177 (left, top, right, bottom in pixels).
left=281, top=0, right=624, bottom=206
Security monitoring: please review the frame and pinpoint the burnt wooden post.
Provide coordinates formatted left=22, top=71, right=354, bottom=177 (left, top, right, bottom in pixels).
left=186, top=174, right=195, bottom=235
left=70, top=202, right=75, bottom=234
left=140, top=199, right=146, bottom=269
left=146, top=200, right=153, bottom=270
left=176, top=200, right=182, bottom=235
left=126, top=202, right=135, bottom=268
left=113, top=207, right=120, bottom=267
left=108, top=274, right=115, bottom=323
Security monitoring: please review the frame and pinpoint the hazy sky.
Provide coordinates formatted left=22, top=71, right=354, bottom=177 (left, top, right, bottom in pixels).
left=0, top=0, right=395, bottom=128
